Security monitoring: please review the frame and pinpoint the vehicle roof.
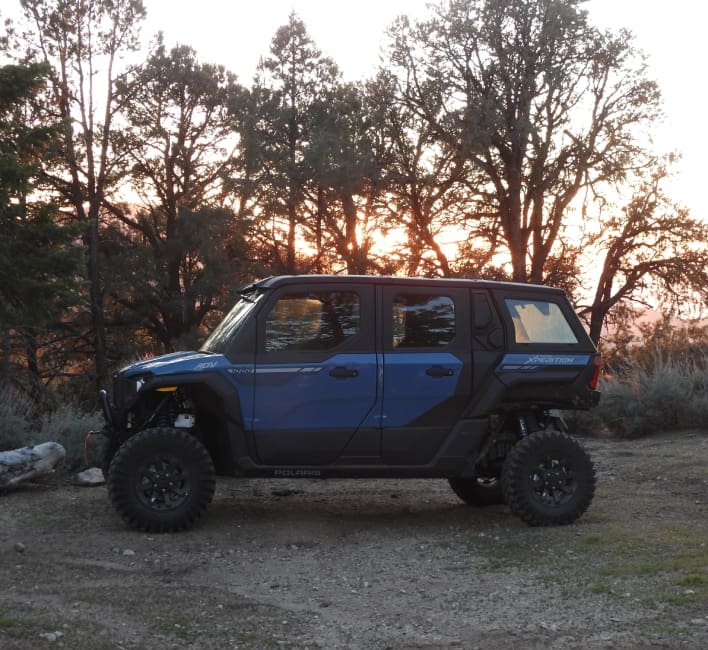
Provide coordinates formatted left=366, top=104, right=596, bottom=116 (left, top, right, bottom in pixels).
left=249, top=274, right=566, bottom=295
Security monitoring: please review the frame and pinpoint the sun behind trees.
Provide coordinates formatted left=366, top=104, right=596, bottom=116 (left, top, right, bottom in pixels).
left=0, top=0, right=705, bottom=411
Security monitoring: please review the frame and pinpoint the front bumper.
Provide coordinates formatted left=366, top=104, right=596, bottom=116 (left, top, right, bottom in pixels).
left=99, top=389, right=114, bottom=427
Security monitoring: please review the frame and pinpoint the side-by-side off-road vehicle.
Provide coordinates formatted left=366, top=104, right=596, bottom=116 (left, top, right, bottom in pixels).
left=99, top=275, right=601, bottom=532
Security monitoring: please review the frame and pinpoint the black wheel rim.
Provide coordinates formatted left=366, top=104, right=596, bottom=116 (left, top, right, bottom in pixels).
left=528, top=456, right=576, bottom=507
left=135, top=455, right=191, bottom=511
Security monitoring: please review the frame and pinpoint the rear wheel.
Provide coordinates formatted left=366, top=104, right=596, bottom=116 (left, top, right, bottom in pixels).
left=448, top=474, right=504, bottom=506
left=501, top=430, right=595, bottom=526
left=107, top=427, right=215, bottom=532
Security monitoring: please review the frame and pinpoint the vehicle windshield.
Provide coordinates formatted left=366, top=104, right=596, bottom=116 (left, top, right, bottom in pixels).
left=201, top=290, right=263, bottom=353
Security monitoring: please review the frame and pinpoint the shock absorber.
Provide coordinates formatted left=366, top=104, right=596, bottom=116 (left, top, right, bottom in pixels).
left=155, top=396, right=177, bottom=428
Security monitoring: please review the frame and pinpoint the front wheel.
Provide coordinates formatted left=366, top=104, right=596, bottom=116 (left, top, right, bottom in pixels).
left=501, top=430, right=595, bottom=526
left=107, top=427, right=215, bottom=532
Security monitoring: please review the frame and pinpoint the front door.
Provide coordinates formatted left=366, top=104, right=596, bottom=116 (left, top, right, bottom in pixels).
left=252, top=284, right=378, bottom=464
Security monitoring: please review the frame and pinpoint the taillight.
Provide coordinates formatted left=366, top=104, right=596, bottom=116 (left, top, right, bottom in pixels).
left=588, top=355, right=602, bottom=390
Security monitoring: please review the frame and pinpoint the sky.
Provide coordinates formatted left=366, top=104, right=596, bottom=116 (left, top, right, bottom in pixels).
left=146, top=0, right=706, bottom=221
left=3, top=0, right=706, bottom=220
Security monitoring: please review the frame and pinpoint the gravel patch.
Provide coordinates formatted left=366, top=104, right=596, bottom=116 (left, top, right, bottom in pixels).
left=1, top=430, right=707, bottom=648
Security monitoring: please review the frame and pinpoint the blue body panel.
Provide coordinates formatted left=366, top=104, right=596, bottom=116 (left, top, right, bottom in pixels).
left=251, top=353, right=379, bottom=432
left=380, top=352, right=462, bottom=427
left=121, top=348, right=464, bottom=434
left=121, top=351, right=231, bottom=376
left=496, top=353, right=591, bottom=373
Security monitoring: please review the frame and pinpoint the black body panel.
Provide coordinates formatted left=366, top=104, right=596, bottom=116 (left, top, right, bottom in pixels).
left=104, top=274, right=600, bottom=479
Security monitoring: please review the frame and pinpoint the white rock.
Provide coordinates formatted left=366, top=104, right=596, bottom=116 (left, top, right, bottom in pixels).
left=74, top=467, right=105, bottom=486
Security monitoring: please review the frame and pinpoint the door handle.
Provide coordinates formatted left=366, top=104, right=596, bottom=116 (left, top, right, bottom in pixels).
left=329, top=366, right=359, bottom=379
left=426, top=365, right=454, bottom=377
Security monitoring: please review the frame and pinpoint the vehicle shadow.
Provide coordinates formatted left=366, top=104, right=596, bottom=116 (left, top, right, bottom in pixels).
left=203, top=476, right=513, bottom=534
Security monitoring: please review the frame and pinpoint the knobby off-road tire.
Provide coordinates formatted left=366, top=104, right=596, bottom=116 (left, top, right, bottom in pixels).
left=107, top=427, right=215, bottom=533
left=448, top=475, right=505, bottom=506
left=501, top=430, right=595, bottom=526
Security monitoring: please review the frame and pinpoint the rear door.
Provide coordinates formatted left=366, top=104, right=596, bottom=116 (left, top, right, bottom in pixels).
left=380, top=285, right=472, bottom=464
left=251, top=283, right=378, bottom=464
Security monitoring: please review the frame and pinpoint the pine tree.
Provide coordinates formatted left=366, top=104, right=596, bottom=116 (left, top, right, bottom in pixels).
left=0, top=63, right=83, bottom=395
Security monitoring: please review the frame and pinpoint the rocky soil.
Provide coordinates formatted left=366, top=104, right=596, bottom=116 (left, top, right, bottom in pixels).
left=1, top=430, right=707, bottom=649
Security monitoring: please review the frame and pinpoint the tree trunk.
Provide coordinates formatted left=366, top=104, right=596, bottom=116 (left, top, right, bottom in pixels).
left=588, top=307, right=606, bottom=347
left=85, top=215, right=109, bottom=389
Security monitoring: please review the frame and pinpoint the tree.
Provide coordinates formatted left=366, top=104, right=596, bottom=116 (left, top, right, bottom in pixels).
left=0, top=62, right=82, bottom=397
left=16, top=0, right=146, bottom=387
left=579, top=162, right=708, bottom=344
left=108, top=42, right=248, bottom=350
left=601, top=313, right=708, bottom=376
left=385, top=0, right=662, bottom=283
left=305, top=80, right=393, bottom=274
left=104, top=205, right=248, bottom=352
left=366, top=69, right=497, bottom=278
left=239, top=13, right=342, bottom=273
left=238, top=14, right=398, bottom=275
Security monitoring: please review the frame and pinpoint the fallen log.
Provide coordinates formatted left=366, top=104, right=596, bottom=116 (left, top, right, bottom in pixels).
left=0, top=442, right=66, bottom=489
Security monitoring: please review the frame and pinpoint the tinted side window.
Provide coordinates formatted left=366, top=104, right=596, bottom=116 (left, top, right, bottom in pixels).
left=392, top=294, right=455, bottom=348
left=265, top=291, right=360, bottom=352
left=505, top=299, right=578, bottom=344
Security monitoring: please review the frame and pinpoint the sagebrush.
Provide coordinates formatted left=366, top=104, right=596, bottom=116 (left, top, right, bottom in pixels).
left=567, top=352, right=708, bottom=438
left=0, top=389, right=104, bottom=468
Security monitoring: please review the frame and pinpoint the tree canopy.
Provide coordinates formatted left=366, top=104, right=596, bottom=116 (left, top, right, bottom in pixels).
left=385, top=0, right=663, bottom=283
left=0, top=62, right=82, bottom=327
left=0, top=0, right=705, bottom=404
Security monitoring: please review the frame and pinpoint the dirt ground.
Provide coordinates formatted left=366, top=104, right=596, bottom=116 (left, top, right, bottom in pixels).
left=1, top=430, right=707, bottom=649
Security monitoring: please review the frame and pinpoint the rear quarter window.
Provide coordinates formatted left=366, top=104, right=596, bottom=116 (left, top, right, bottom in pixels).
left=505, top=299, right=578, bottom=344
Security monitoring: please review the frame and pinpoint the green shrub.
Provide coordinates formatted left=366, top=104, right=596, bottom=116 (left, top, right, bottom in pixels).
left=31, top=405, right=105, bottom=469
left=0, top=389, right=37, bottom=451
left=0, top=388, right=104, bottom=469
left=570, top=352, right=708, bottom=438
